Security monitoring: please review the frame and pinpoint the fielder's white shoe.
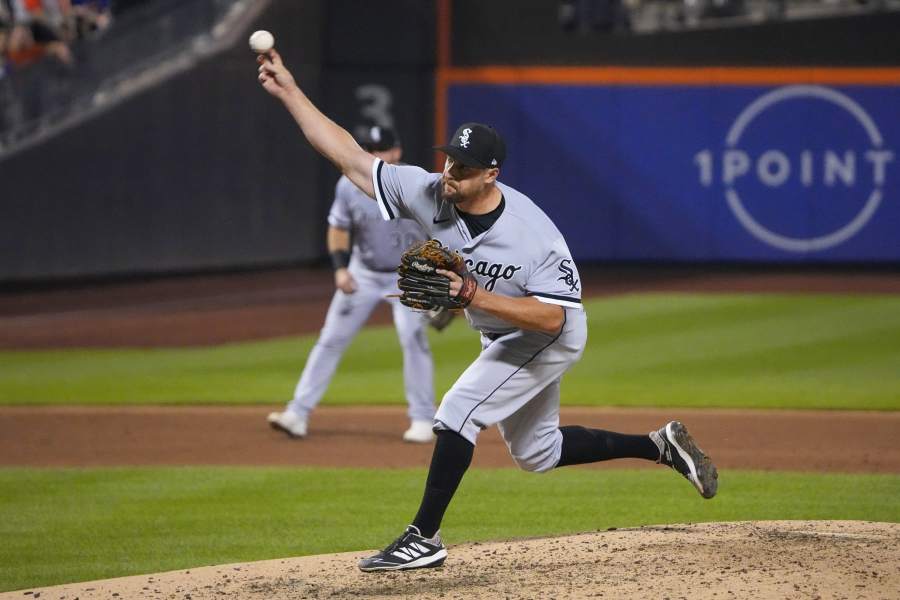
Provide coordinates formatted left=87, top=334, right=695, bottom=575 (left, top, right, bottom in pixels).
left=402, top=420, right=435, bottom=443
left=267, top=410, right=307, bottom=438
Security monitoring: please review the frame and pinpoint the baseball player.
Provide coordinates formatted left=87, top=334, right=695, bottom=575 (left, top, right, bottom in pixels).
left=256, top=48, right=718, bottom=572
left=267, top=125, right=438, bottom=443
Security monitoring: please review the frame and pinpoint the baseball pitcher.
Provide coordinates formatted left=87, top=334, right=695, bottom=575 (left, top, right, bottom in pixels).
left=256, top=48, right=718, bottom=573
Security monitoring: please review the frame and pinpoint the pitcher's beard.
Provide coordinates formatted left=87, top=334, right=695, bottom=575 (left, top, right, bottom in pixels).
left=441, top=182, right=463, bottom=203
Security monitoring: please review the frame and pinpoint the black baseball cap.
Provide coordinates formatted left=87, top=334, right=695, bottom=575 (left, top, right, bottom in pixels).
left=357, top=125, right=399, bottom=152
left=435, top=122, right=506, bottom=169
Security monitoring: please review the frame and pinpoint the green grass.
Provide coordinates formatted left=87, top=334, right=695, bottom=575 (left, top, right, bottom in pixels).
left=1, top=293, right=898, bottom=409
left=1, top=466, right=898, bottom=592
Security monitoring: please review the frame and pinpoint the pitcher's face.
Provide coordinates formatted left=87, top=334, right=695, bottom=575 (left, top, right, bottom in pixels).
left=441, top=157, right=497, bottom=203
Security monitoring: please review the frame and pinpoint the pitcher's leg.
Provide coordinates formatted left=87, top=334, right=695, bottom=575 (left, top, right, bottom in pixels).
left=557, top=426, right=660, bottom=466
left=434, top=327, right=575, bottom=445
left=411, top=430, right=473, bottom=538
left=556, top=421, right=718, bottom=498
left=497, top=379, right=564, bottom=473
left=499, top=387, right=719, bottom=498
left=357, top=429, right=469, bottom=572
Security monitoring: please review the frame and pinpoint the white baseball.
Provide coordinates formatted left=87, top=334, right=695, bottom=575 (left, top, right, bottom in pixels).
left=249, top=30, right=274, bottom=53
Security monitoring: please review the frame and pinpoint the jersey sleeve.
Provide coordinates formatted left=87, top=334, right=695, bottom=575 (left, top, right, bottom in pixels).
left=525, top=237, right=583, bottom=309
left=326, top=177, right=353, bottom=230
left=371, top=159, right=436, bottom=227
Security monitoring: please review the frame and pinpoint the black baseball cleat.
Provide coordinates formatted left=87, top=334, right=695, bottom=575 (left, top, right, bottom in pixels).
left=358, top=525, right=448, bottom=572
left=650, top=421, right=718, bottom=499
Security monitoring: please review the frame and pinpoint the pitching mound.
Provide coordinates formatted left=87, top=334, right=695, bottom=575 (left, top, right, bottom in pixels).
left=13, top=520, right=898, bottom=599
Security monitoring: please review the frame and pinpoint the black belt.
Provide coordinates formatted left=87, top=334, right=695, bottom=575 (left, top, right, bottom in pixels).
left=483, top=331, right=514, bottom=341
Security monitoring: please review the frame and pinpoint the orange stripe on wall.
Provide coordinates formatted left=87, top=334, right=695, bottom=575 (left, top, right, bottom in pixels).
left=443, top=66, right=900, bottom=86
left=434, top=64, right=899, bottom=169
left=433, top=7, right=898, bottom=171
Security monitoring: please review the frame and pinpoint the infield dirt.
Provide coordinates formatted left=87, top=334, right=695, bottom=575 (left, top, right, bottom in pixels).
left=2, top=405, right=899, bottom=472
left=7, top=521, right=898, bottom=600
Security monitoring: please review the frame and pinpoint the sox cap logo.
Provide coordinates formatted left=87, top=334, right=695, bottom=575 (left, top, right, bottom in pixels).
left=459, top=128, right=472, bottom=148
left=435, top=122, right=507, bottom=169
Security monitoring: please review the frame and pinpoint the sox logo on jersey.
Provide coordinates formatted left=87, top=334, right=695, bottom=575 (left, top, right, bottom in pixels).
left=557, top=259, right=579, bottom=293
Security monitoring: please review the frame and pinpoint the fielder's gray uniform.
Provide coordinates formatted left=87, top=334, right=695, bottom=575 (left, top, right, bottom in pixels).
left=371, top=159, right=587, bottom=472
left=286, top=175, right=435, bottom=422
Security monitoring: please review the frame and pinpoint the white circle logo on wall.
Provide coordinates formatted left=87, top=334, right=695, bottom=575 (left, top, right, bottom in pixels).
left=693, top=85, right=895, bottom=253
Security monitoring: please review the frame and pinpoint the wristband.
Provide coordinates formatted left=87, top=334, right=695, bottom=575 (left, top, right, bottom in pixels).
left=330, top=250, right=350, bottom=271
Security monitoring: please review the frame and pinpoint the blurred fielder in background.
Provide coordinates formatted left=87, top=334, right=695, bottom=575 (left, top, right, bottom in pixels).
left=267, top=125, right=439, bottom=443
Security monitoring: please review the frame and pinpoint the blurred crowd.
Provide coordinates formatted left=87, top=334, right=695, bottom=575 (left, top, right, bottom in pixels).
left=0, top=0, right=112, bottom=73
left=0, top=0, right=221, bottom=145
left=557, top=0, right=893, bottom=33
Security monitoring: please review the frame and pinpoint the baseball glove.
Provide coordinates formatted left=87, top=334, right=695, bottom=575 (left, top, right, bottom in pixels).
left=398, top=239, right=477, bottom=310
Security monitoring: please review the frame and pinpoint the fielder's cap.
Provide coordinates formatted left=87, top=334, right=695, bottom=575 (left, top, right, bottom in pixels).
left=435, top=122, right=506, bottom=169
left=357, top=125, right=399, bottom=152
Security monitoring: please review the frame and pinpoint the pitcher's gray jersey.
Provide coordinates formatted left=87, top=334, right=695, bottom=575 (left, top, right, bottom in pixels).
left=371, top=160, right=583, bottom=333
left=371, top=158, right=587, bottom=468
left=330, top=175, right=427, bottom=272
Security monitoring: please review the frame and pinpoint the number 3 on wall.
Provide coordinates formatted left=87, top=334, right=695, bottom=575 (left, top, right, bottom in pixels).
left=355, top=84, right=395, bottom=130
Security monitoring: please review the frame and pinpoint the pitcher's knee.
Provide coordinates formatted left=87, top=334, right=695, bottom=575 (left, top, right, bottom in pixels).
left=508, top=430, right=562, bottom=473
left=509, top=446, right=558, bottom=473
left=510, top=454, right=550, bottom=473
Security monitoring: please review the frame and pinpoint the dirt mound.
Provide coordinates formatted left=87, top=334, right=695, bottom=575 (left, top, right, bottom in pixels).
left=11, top=521, right=898, bottom=599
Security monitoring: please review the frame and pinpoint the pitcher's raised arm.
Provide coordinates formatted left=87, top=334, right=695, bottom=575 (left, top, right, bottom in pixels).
left=256, top=49, right=375, bottom=197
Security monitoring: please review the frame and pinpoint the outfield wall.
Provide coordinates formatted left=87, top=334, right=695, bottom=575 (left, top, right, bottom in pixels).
left=444, top=73, right=900, bottom=261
